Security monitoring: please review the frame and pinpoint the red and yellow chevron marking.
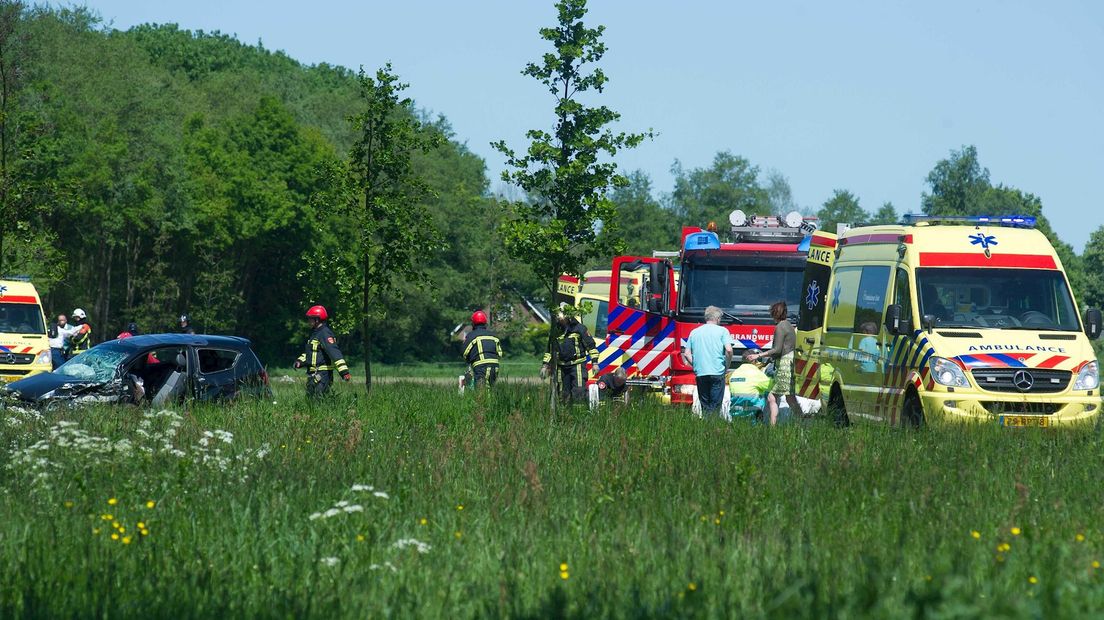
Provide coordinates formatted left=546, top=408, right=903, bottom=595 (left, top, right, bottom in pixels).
left=793, top=357, right=821, bottom=399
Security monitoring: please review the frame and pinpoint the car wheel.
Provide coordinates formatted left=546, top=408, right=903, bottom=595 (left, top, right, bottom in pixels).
left=902, top=389, right=924, bottom=429
left=829, top=385, right=849, bottom=427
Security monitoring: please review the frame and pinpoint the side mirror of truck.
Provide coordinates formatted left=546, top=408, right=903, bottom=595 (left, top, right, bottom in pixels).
left=883, top=304, right=912, bottom=336
left=1085, top=308, right=1103, bottom=340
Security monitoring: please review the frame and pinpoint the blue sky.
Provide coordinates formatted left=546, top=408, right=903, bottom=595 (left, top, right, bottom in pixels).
left=86, top=0, right=1104, bottom=251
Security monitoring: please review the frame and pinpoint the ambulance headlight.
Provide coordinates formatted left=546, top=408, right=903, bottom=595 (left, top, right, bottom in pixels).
left=35, top=350, right=51, bottom=367
left=1074, top=361, right=1099, bottom=391
left=930, top=357, right=970, bottom=388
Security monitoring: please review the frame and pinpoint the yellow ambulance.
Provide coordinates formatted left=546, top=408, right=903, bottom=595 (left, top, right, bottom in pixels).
left=0, top=278, right=53, bottom=382
left=793, top=215, right=1101, bottom=428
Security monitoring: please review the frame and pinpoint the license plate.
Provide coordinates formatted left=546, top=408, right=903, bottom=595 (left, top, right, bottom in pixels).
left=1000, top=415, right=1049, bottom=428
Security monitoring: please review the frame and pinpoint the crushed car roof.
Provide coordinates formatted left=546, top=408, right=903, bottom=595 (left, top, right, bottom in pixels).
left=102, top=334, right=253, bottom=349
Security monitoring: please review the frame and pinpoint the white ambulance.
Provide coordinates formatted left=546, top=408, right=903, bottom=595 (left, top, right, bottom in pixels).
left=794, top=215, right=1101, bottom=428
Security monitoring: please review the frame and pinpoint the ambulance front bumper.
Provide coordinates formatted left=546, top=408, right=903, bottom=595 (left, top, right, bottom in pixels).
left=923, top=392, right=1101, bottom=426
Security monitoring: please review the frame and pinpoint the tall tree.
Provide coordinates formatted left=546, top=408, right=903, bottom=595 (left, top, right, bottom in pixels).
left=870, top=201, right=898, bottom=225
left=493, top=0, right=646, bottom=408
left=670, top=151, right=769, bottom=225
left=607, top=170, right=678, bottom=257
left=764, top=169, right=798, bottom=215
left=0, top=0, right=34, bottom=275
left=343, top=64, right=443, bottom=391
left=817, top=189, right=867, bottom=234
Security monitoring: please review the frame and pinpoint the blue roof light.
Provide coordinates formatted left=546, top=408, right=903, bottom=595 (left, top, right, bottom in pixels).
left=901, top=214, right=1036, bottom=228
left=683, top=231, right=721, bottom=251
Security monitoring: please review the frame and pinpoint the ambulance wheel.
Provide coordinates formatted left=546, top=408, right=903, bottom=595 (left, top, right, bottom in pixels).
left=902, top=389, right=924, bottom=429
left=828, top=385, right=849, bottom=427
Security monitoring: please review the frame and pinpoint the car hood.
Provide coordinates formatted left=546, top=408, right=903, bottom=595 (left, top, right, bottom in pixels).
left=3, top=371, right=103, bottom=401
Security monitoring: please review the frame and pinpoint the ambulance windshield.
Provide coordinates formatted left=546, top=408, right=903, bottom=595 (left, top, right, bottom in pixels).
left=0, top=303, right=45, bottom=335
left=916, top=268, right=1079, bottom=331
left=679, top=256, right=805, bottom=322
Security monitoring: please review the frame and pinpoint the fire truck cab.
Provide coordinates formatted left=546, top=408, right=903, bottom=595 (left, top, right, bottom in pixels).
left=597, top=210, right=817, bottom=405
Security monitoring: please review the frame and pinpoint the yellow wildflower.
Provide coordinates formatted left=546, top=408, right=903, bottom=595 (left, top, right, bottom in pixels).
left=457, top=504, right=464, bottom=511
left=970, top=531, right=980, bottom=539
left=1093, top=561, right=1100, bottom=569
left=1011, top=527, right=1021, bottom=536
left=112, top=521, right=120, bottom=529
left=64, top=501, right=73, bottom=509
left=454, top=531, right=462, bottom=539
left=997, top=542, right=1011, bottom=553
left=560, top=563, right=568, bottom=571
left=688, top=582, right=697, bottom=591
left=1076, top=533, right=1085, bottom=542
left=107, top=498, right=117, bottom=506
left=111, top=533, right=119, bottom=541
left=101, top=514, right=112, bottom=521
left=140, top=529, right=149, bottom=536
left=137, top=522, right=145, bottom=529
left=419, top=518, right=427, bottom=526
left=92, top=528, right=101, bottom=535
left=356, top=534, right=365, bottom=542
left=560, top=571, right=569, bottom=580
left=118, top=527, right=126, bottom=534
left=713, top=518, right=720, bottom=525
left=145, top=501, right=156, bottom=509
left=719, top=510, right=725, bottom=516
left=996, top=554, right=1005, bottom=563
left=122, top=536, right=132, bottom=545
left=1028, top=576, right=1037, bottom=584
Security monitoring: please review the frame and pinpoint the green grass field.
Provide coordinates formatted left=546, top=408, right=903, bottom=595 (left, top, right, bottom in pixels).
left=2, top=381, right=1104, bottom=618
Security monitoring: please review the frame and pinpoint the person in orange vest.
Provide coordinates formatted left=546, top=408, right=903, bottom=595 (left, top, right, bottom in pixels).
left=68, top=308, right=93, bottom=357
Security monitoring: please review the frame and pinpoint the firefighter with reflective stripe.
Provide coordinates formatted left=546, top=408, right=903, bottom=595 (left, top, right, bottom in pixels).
left=541, top=313, right=598, bottom=403
left=68, top=308, right=93, bottom=357
left=294, top=305, right=350, bottom=398
left=463, top=310, right=501, bottom=387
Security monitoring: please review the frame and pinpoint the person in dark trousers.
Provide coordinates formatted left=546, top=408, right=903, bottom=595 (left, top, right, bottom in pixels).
left=47, top=314, right=75, bottom=369
left=294, top=305, right=350, bottom=398
left=179, top=314, right=196, bottom=335
left=681, top=305, right=733, bottom=417
left=463, top=310, right=502, bottom=387
left=542, top=312, right=599, bottom=403
left=68, top=308, right=93, bottom=358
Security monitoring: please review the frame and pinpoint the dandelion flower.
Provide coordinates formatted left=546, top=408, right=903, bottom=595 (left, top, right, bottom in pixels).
left=92, top=528, right=101, bottom=535
left=1011, top=527, right=1022, bottom=536
left=122, top=536, right=132, bottom=545
left=719, top=510, right=725, bottom=516
left=145, top=501, right=156, bottom=509
left=997, top=542, right=1011, bottom=553
left=118, top=527, right=126, bottom=534
left=419, top=518, right=427, bottom=526
left=457, top=504, right=464, bottom=511
left=1093, top=561, right=1101, bottom=569
left=107, top=498, right=117, bottom=506
left=1028, top=576, right=1037, bottom=584
left=1076, top=533, right=1086, bottom=542
left=560, top=563, right=568, bottom=571
left=64, top=501, right=73, bottom=509
left=111, top=533, right=119, bottom=541
left=714, top=518, right=720, bottom=525
left=137, top=522, right=145, bottom=529
left=971, top=531, right=981, bottom=539
left=101, top=514, right=113, bottom=521
left=688, top=582, right=697, bottom=591
left=560, top=571, right=569, bottom=580
left=140, top=529, right=149, bottom=536
left=356, top=534, right=365, bottom=542
left=454, top=531, right=462, bottom=539
left=112, top=521, right=120, bottom=529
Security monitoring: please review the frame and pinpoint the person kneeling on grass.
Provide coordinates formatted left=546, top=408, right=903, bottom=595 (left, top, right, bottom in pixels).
left=745, top=301, right=799, bottom=426
left=680, top=305, right=733, bottom=417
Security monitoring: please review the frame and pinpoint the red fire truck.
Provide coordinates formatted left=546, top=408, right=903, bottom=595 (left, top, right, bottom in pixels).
left=594, top=210, right=824, bottom=405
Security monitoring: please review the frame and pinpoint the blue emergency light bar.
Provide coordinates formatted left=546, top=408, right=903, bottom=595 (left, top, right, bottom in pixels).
left=683, top=231, right=721, bottom=251
left=901, top=214, right=1037, bottom=228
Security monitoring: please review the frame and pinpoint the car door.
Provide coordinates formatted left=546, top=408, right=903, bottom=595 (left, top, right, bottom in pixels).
left=193, top=347, right=242, bottom=401
left=795, top=233, right=836, bottom=400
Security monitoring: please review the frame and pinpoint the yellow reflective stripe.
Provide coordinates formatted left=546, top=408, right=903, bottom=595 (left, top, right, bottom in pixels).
left=334, top=359, right=349, bottom=373
left=471, top=359, right=500, bottom=367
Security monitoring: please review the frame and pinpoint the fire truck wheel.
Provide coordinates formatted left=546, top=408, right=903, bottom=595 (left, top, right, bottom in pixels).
left=828, top=385, right=849, bottom=428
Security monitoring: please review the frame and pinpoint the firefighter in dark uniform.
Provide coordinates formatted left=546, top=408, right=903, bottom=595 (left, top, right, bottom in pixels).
left=541, top=312, right=599, bottom=403
left=69, top=308, right=93, bottom=358
left=179, top=314, right=196, bottom=335
left=463, top=310, right=501, bottom=387
left=294, top=305, right=351, bottom=398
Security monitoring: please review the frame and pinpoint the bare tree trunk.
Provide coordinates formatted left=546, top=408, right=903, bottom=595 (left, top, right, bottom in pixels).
left=362, top=251, right=372, bottom=393
left=547, top=278, right=560, bottom=416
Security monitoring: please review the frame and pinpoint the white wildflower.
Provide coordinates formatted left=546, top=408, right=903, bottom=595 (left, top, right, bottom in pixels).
left=351, top=484, right=374, bottom=492
left=392, top=538, right=432, bottom=554
left=373, top=491, right=389, bottom=500
left=342, top=504, right=363, bottom=513
left=320, top=557, right=340, bottom=567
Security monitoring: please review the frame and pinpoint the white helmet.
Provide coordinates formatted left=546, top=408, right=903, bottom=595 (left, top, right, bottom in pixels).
left=72, top=308, right=87, bottom=320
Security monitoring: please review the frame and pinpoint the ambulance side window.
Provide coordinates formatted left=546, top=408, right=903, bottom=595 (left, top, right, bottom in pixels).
left=798, top=263, right=832, bottom=331
left=853, top=266, right=891, bottom=334
left=894, top=268, right=912, bottom=323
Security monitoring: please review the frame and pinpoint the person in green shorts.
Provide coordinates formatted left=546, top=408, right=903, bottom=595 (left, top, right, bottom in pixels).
left=745, top=301, right=799, bottom=426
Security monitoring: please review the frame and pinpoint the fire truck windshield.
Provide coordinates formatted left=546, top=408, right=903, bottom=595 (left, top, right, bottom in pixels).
left=678, top=257, right=805, bottom=323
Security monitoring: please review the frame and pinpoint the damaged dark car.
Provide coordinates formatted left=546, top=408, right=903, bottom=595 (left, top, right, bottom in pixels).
left=1, top=334, right=272, bottom=408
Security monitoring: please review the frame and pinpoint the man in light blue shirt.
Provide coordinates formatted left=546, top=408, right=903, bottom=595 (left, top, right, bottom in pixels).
left=681, top=306, right=733, bottom=415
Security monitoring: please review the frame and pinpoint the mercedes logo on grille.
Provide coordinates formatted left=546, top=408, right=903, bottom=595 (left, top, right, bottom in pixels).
left=1013, top=370, right=1035, bottom=392
left=3, top=353, right=14, bottom=365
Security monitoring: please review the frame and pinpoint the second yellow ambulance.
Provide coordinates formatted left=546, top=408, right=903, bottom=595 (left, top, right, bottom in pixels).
left=793, top=214, right=1101, bottom=428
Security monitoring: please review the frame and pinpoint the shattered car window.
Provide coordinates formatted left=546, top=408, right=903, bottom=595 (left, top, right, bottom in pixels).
left=56, top=348, right=130, bottom=382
